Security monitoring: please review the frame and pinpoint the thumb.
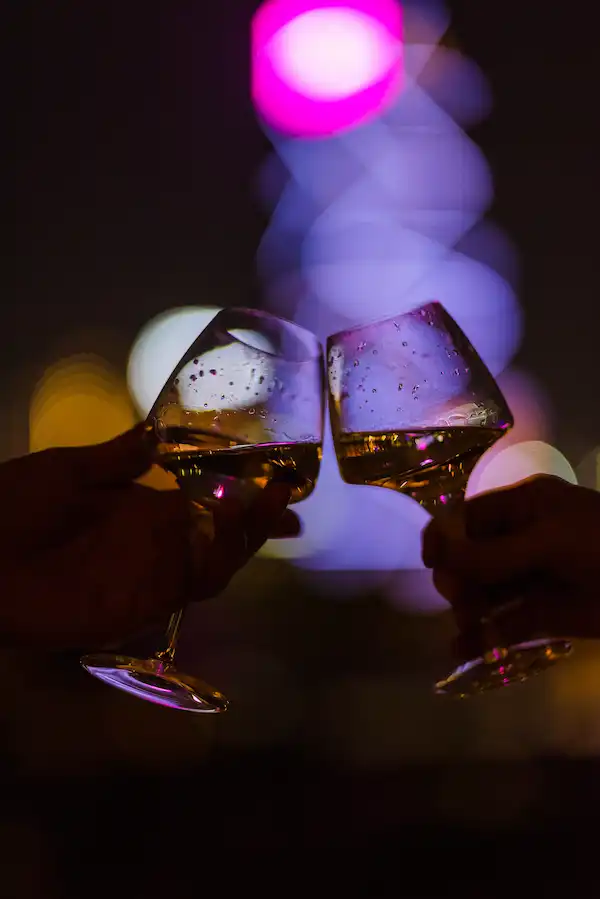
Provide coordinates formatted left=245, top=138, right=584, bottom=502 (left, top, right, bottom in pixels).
left=67, top=423, right=157, bottom=487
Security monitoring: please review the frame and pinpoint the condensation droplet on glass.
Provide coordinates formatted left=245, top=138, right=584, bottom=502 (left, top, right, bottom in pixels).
left=372, top=388, right=377, bottom=394
left=353, top=360, right=360, bottom=367
left=357, top=341, right=366, bottom=351
left=203, top=403, right=208, bottom=408
left=210, top=369, right=217, bottom=376
left=398, top=383, right=403, bottom=391
left=229, top=381, right=234, bottom=386
left=258, top=375, right=264, bottom=384
left=199, top=370, right=204, bottom=377
left=402, top=341, right=408, bottom=347
left=454, top=369, right=460, bottom=376
left=249, top=408, right=256, bottom=415
left=372, top=349, right=378, bottom=355
left=190, top=374, right=197, bottom=382
left=174, top=378, right=179, bottom=385
left=193, top=358, right=199, bottom=365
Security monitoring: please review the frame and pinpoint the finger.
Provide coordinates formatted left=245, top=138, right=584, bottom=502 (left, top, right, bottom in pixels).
left=422, top=511, right=465, bottom=568
left=64, top=422, right=157, bottom=488
left=432, top=568, right=463, bottom=604
left=463, top=475, right=568, bottom=539
left=268, top=509, right=302, bottom=539
left=191, top=496, right=250, bottom=598
left=244, top=482, right=293, bottom=554
left=210, top=496, right=247, bottom=560
left=422, top=476, right=564, bottom=570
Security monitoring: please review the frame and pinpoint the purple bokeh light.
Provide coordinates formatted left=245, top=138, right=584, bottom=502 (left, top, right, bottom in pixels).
left=254, top=1, right=533, bottom=593
left=252, top=0, right=403, bottom=138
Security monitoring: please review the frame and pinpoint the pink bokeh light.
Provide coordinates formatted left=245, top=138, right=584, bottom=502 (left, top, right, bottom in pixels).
left=252, top=0, right=403, bottom=138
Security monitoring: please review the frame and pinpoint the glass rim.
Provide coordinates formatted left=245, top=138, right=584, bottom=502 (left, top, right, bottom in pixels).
left=212, top=306, right=323, bottom=363
left=325, top=300, right=444, bottom=344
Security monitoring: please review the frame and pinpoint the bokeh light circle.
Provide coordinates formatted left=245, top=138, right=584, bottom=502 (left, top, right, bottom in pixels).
left=302, top=251, right=523, bottom=377
left=127, top=307, right=221, bottom=417
left=269, top=9, right=400, bottom=101
left=252, top=0, right=403, bottom=138
left=468, top=440, right=577, bottom=497
left=30, top=354, right=135, bottom=451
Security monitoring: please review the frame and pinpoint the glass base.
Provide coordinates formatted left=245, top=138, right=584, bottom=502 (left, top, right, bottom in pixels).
left=434, top=637, right=573, bottom=698
left=80, top=654, right=229, bottom=713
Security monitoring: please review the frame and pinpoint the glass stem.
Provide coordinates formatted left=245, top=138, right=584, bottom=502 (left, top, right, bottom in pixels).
left=154, top=607, right=185, bottom=665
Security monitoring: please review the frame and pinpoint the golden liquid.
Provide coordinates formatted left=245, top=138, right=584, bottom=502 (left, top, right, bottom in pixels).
left=337, top=427, right=504, bottom=514
left=158, top=427, right=321, bottom=506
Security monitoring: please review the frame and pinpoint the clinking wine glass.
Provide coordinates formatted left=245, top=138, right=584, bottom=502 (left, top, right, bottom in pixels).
left=327, top=301, right=572, bottom=697
left=81, top=307, right=324, bottom=712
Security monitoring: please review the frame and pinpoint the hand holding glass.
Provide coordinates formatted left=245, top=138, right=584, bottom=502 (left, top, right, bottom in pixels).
left=327, top=302, right=572, bottom=696
left=81, top=308, right=324, bottom=712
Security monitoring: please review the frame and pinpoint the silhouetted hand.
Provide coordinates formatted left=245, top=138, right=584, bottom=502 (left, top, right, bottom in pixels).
left=0, top=425, right=300, bottom=650
left=421, top=475, right=600, bottom=651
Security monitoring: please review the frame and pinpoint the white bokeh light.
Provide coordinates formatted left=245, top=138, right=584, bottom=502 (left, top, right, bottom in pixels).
left=268, top=9, right=400, bottom=101
left=468, top=440, right=577, bottom=496
left=127, top=307, right=221, bottom=416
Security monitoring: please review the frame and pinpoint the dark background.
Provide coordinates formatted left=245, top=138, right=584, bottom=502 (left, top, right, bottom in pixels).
left=7, top=1, right=600, bottom=894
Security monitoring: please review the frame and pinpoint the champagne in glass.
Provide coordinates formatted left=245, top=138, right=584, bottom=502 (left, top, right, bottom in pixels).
left=327, top=302, right=572, bottom=697
left=81, top=308, right=324, bottom=712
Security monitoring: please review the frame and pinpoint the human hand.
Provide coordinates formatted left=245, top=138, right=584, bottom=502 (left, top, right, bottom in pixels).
left=421, top=475, right=600, bottom=654
left=0, top=425, right=300, bottom=650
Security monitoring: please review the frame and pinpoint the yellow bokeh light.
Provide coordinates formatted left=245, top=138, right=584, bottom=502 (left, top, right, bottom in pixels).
left=29, top=353, right=136, bottom=453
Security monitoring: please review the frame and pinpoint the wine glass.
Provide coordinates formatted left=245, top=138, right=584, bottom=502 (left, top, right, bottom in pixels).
left=326, top=301, right=572, bottom=697
left=81, top=307, right=324, bottom=712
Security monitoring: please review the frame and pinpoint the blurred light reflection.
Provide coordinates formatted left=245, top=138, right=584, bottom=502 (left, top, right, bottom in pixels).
left=30, top=354, right=135, bottom=452
left=254, top=0, right=528, bottom=595
left=127, top=306, right=222, bottom=417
